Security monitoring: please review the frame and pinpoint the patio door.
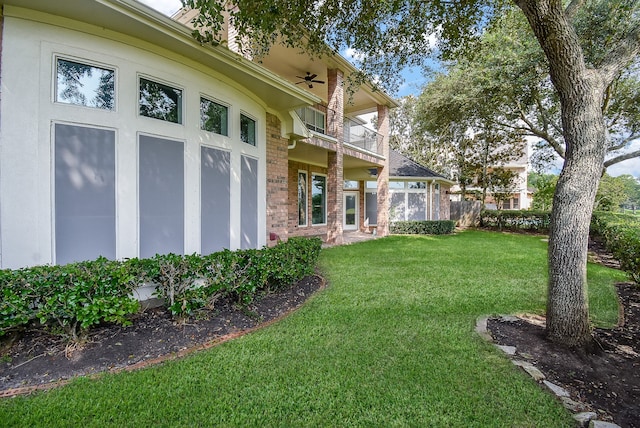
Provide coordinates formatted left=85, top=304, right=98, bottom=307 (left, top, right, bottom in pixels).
left=344, top=192, right=358, bottom=231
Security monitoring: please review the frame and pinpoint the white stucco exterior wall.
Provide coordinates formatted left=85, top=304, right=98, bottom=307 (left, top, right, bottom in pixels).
left=0, top=9, right=268, bottom=268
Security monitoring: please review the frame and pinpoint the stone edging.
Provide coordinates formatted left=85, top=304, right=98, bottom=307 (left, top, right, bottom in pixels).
left=476, top=315, right=621, bottom=428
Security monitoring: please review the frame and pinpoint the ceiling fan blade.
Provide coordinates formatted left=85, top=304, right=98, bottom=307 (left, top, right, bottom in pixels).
left=307, top=73, right=318, bottom=80
left=312, top=80, right=325, bottom=84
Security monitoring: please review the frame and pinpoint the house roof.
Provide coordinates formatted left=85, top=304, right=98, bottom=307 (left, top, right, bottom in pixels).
left=389, top=150, right=454, bottom=184
left=2, top=0, right=320, bottom=114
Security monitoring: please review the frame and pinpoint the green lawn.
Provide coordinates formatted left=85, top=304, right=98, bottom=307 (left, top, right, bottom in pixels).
left=0, top=230, right=626, bottom=427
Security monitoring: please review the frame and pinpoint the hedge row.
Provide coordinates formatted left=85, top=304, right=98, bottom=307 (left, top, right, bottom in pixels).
left=480, top=210, right=552, bottom=232
left=0, top=237, right=322, bottom=339
left=591, top=212, right=640, bottom=283
left=390, top=220, right=456, bottom=235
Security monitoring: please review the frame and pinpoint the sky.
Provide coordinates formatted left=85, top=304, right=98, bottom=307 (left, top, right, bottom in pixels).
left=141, top=0, right=639, bottom=178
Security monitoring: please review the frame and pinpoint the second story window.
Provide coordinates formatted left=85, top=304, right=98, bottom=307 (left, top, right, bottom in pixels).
left=240, top=114, right=256, bottom=146
left=200, top=97, right=229, bottom=136
left=56, top=58, right=115, bottom=110
left=139, top=77, right=182, bottom=124
left=296, top=106, right=326, bottom=134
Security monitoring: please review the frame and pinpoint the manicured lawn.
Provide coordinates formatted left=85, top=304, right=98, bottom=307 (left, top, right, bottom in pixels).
left=0, top=231, right=626, bottom=427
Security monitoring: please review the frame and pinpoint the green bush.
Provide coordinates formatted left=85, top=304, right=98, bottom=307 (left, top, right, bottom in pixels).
left=0, top=238, right=323, bottom=336
left=591, top=212, right=640, bottom=283
left=480, top=210, right=551, bottom=232
left=390, top=220, right=456, bottom=235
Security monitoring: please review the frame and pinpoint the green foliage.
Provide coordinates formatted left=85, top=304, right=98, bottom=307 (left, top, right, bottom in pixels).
left=480, top=210, right=551, bottom=232
left=596, top=174, right=640, bottom=211
left=0, top=238, right=323, bottom=337
left=0, top=258, right=140, bottom=340
left=390, top=220, right=456, bottom=235
left=529, top=172, right=558, bottom=211
left=591, top=212, right=640, bottom=283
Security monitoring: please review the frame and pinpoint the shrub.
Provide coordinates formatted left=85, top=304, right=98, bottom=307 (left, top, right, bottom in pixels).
left=390, top=220, right=456, bottom=235
left=0, top=237, right=323, bottom=336
left=591, top=212, right=640, bottom=283
left=480, top=210, right=551, bottom=233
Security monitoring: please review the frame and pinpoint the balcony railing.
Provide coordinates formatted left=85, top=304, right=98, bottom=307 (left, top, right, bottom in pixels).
left=344, top=117, right=382, bottom=155
left=294, top=107, right=384, bottom=156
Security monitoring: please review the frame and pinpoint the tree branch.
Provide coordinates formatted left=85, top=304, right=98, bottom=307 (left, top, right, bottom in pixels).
left=600, top=25, right=640, bottom=83
left=564, top=0, right=585, bottom=21
left=604, top=148, right=640, bottom=168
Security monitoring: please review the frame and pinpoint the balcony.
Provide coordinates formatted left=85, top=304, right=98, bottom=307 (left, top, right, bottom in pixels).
left=294, top=107, right=383, bottom=156
left=344, top=117, right=382, bottom=155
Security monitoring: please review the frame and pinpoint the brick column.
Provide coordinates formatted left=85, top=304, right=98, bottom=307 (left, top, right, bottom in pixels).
left=376, top=104, right=390, bottom=236
left=265, top=113, right=289, bottom=246
left=326, top=68, right=344, bottom=244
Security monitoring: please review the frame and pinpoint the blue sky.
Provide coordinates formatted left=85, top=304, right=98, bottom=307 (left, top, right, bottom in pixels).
left=141, top=0, right=638, bottom=178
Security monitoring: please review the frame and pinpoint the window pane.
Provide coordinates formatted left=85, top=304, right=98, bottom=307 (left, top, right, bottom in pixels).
left=139, top=78, right=182, bottom=123
left=241, top=156, right=258, bottom=248
left=390, top=192, right=405, bottom=222
left=344, top=180, right=358, bottom=189
left=366, top=181, right=378, bottom=189
left=298, top=172, right=308, bottom=226
left=201, top=146, right=230, bottom=254
left=56, top=58, right=115, bottom=110
left=312, top=175, right=326, bottom=225
left=200, top=98, right=228, bottom=135
left=408, top=181, right=426, bottom=189
left=407, top=193, right=426, bottom=220
left=55, top=124, right=116, bottom=264
left=240, top=114, right=256, bottom=145
left=139, top=135, right=184, bottom=258
left=365, top=191, right=378, bottom=225
left=389, top=181, right=405, bottom=189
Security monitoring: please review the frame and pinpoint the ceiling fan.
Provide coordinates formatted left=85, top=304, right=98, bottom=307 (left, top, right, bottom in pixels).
left=295, top=72, right=325, bottom=88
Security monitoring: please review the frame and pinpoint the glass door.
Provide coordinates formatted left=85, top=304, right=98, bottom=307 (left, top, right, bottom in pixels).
left=344, top=192, right=358, bottom=230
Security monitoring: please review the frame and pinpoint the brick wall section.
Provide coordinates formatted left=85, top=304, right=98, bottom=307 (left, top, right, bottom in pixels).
left=326, top=69, right=344, bottom=244
left=265, top=113, right=289, bottom=246
left=376, top=104, right=390, bottom=236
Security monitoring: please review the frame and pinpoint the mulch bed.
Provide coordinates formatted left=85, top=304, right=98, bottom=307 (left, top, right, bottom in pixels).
left=488, top=237, right=639, bottom=427
left=1, top=275, right=325, bottom=396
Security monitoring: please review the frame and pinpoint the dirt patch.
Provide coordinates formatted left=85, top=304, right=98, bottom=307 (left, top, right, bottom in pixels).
left=488, top=239, right=639, bottom=428
left=1, top=275, right=324, bottom=395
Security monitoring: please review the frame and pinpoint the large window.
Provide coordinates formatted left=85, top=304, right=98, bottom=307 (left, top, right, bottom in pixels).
left=389, top=181, right=429, bottom=221
left=201, top=147, right=230, bottom=254
left=296, top=107, right=326, bottom=134
left=312, top=174, right=327, bottom=225
left=240, top=114, right=256, bottom=145
left=200, top=97, right=229, bottom=136
left=55, top=124, right=116, bottom=264
left=139, top=135, right=184, bottom=258
left=139, top=77, right=183, bottom=123
left=56, top=58, right=115, bottom=110
left=298, top=171, right=308, bottom=226
left=241, top=156, right=258, bottom=248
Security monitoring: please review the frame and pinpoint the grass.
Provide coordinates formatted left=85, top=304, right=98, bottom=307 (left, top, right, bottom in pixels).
left=0, top=230, right=627, bottom=427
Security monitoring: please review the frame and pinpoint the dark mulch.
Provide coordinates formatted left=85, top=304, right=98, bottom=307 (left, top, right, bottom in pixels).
left=0, top=275, right=324, bottom=395
left=488, top=237, right=639, bottom=427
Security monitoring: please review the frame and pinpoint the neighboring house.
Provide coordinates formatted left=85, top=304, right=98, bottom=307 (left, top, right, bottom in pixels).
left=450, top=144, right=531, bottom=210
left=0, top=0, right=450, bottom=270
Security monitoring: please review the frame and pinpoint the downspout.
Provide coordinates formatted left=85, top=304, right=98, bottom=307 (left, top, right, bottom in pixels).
left=288, top=140, right=297, bottom=150
left=429, top=180, right=434, bottom=220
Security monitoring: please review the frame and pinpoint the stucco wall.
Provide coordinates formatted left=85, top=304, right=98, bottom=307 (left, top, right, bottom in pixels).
left=0, top=11, right=268, bottom=268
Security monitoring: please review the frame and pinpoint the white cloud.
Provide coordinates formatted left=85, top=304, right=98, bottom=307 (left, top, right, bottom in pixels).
left=138, top=0, right=182, bottom=16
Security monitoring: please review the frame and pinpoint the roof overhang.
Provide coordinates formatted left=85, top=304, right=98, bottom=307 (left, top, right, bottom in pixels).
left=390, top=176, right=456, bottom=185
left=1, top=0, right=320, bottom=114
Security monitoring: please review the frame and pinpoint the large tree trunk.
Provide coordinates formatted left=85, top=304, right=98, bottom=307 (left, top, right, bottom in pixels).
left=515, top=0, right=608, bottom=347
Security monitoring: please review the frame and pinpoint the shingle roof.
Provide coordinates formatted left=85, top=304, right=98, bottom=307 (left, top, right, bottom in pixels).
left=389, top=150, right=449, bottom=180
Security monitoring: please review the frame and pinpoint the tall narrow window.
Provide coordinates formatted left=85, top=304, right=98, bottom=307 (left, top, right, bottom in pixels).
left=311, top=174, right=326, bottom=225
left=55, top=124, right=116, bottom=264
left=139, top=77, right=182, bottom=123
left=139, top=135, right=184, bottom=258
left=200, top=97, right=228, bottom=136
left=240, top=114, right=256, bottom=145
left=56, top=58, right=115, bottom=110
left=298, top=171, right=308, bottom=226
left=201, top=147, right=230, bottom=254
left=241, top=156, right=258, bottom=248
